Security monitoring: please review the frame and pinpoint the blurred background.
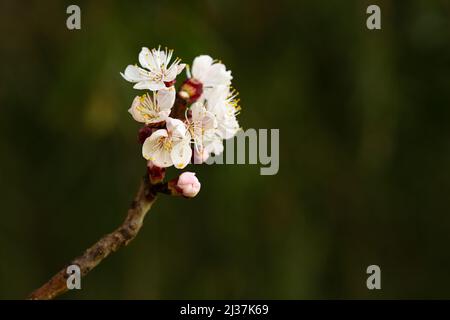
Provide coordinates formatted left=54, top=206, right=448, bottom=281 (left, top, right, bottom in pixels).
left=1, top=0, right=450, bottom=299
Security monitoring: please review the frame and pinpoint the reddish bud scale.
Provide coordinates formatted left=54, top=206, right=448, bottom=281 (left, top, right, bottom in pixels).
left=179, top=78, right=203, bottom=103
left=167, top=178, right=184, bottom=197
left=147, top=165, right=166, bottom=185
left=138, top=126, right=155, bottom=144
left=169, top=96, right=188, bottom=120
left=164, top=80, right=176, bottom=87
left=138, top=122, right=166, bottom=144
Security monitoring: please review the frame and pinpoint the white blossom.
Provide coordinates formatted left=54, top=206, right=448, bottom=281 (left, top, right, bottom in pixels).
left=121, top=47, right=185, bottom=91
left=186, top=101, right=217, bottom=152
left=142, top=118, right=191, bottom=169
left=204, top=85, right=240, bottom=139
left=128, top=86, right=175, bottom=124
left=122, top=48, right=241, bottom=168
left=191, top=55, right=232, bottom=95
left=193, top=131, right=224, bottom=163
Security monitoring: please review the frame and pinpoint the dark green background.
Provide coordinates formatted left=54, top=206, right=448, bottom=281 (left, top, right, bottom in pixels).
left=1, top=0, right=450, bottom=299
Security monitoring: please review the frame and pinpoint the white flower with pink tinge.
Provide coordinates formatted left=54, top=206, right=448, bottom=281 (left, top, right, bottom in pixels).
left=177, top=172, right=201, bottom=198
left=204, top=85, right=240, bottom=140
left=121, top=47, right=242, bottom=169
left=121, top=47, right=185, bottom=91
left=191, top=55, right=232, bottom=89
left=142, top=118, right=191, bottom=169
left=128, top=86, right=175, bottom=124
left=178, top=55, right=232, bottom=102
left=186, top=101, right=217, bottom=149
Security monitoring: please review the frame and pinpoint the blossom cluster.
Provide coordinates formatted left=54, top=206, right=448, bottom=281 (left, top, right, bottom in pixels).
left=121, top=47, right=240, bottom=170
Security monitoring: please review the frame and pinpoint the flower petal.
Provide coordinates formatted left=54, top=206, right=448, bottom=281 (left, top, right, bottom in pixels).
left=156, top=86, right=176, bottom=111
left=177, top=63, right=186, bottom=74
left=149, top=129, right=168, bottom=140
left=142, top=130, right=168, bottom=154
left=163, top=65, right=178, bottom=82
left=166, top=118, right=188, bottom=138
left=142, top=130, right=173, bottom=167
left=194, top=147, right=209, bottom=164
left=219, top=116, right=240, bottom=139
left=204, top=85, right=230, bottom=108
left=204, top=63, right=232, bottom=86
left=133, top=80, right=165, bottom=91
left=205, top=137, right=224, bottom=155
left=151, top=149, right=173, bottom=168
left=121, top=65, right=147, bottom=82
left=192, top=55, right=213, bottom=81
left=171, top=142, right=192, bottom=169
left=128, top=95, right=147, bottom=123
left=138, top=47, right=156, bottom=70
left=190, top=102, right=204, bottom=122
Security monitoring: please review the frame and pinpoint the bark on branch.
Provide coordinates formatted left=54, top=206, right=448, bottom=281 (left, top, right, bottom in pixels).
left=29, top=177, right=157, bottom=300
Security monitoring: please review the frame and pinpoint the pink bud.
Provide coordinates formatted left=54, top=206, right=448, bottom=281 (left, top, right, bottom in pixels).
left=177, top=172, right=201, bottom=198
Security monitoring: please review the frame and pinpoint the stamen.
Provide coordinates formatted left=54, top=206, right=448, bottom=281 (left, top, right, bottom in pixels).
left=186, top=64, right=191, bottom=78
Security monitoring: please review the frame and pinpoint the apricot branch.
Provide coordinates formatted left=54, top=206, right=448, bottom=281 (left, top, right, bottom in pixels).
left=29, top=177, right=156, bottom=300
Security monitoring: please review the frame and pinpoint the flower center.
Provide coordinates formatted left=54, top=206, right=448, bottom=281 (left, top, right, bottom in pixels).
left=157, top=136, right=172, bottom=151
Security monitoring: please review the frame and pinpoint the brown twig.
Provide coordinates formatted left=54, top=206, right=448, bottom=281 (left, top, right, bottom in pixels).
left=29, top=90, right=193, bottom=300
left=29, top=177, right=158, bottom=300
